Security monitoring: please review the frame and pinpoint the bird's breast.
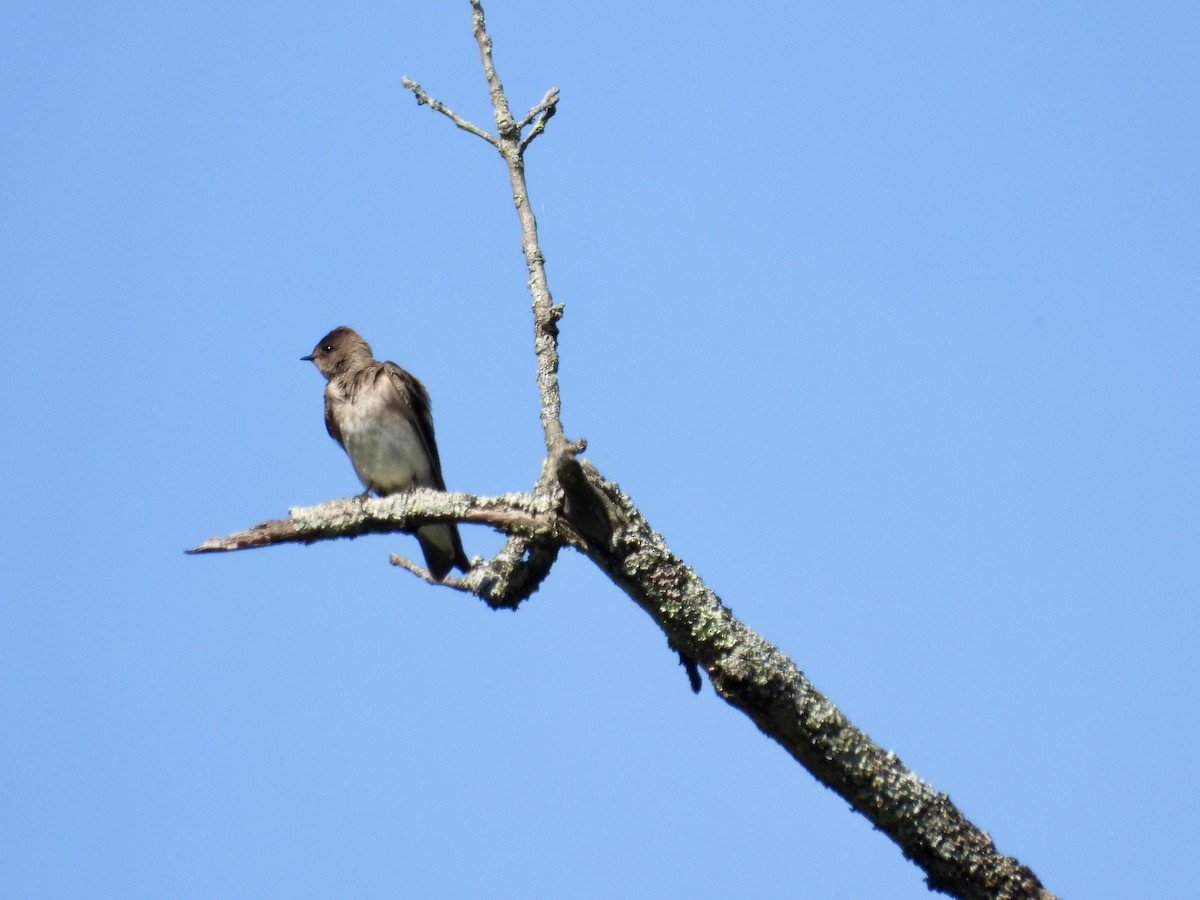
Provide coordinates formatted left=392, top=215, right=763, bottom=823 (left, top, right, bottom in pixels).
left=329, top=386, right=433, bottom=494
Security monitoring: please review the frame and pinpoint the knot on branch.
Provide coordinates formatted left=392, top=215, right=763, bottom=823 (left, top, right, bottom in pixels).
left=555, top=451, right=617, bottom=549
left=535, top=303, right=564, bottom=343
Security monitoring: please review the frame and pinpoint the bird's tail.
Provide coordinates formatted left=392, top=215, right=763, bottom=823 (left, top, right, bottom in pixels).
left=416, top=523, right=471, bottom=581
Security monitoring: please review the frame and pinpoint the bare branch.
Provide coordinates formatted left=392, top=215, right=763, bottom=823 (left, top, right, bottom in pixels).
left=188, top=489, right=553, bottom=554
left=461, top=1, right=566, bottom=455
left=567, top=460, right=1054, bottom=900
left=400, top=76, right=498, bottom=145
left=193, top=5, right=1058, bottom=897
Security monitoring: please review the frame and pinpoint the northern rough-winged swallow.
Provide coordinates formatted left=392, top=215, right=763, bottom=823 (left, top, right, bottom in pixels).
left=303, top=326, right=470, bottom=581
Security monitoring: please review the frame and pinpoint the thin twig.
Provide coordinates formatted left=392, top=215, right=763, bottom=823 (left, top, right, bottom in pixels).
left=401, top=76, right=498, bottom=145
left=470, top=0, right=516, bottom=136
left=518, top=90, right=559, bottom=156
left=388, top=553, right=441, bottom=584
left=517, top=87, right=559, bottom=129
left=391, top=533, right=558, bottom=609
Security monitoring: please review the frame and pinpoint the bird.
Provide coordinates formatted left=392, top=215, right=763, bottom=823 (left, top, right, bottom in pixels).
left=303, top=326, right=470, bottom=580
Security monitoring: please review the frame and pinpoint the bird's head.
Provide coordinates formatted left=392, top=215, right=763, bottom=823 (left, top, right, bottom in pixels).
left=302, top=326, right=373, bottom=379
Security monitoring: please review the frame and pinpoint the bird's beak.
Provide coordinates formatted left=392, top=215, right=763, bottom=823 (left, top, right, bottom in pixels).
left=301, top=354, right=314, bottom=362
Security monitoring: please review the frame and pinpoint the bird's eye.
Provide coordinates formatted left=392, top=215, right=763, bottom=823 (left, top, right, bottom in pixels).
left=322, top=345, right=333, bottom=353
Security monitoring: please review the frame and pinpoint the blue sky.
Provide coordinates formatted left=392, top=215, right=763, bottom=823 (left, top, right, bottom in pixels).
left=2, top=2, right=1197, bottom=897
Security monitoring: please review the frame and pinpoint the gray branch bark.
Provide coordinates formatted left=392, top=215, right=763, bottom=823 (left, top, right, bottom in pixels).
left=191, top=3, right=1055, bottom=898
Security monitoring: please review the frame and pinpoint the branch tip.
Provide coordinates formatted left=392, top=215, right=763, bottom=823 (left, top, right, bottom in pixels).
left=400, top=75, right=498, bottom=145
left=517, top=87, right=560, bottom=130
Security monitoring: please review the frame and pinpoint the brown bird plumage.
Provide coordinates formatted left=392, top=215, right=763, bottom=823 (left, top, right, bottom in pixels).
left=303, top=326, right=470, bottom=580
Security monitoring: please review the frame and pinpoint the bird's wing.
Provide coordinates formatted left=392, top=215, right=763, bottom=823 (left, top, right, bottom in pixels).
left=382, top=362, right=447, bottom=490
left=323, top=386, right=344, bottom=447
